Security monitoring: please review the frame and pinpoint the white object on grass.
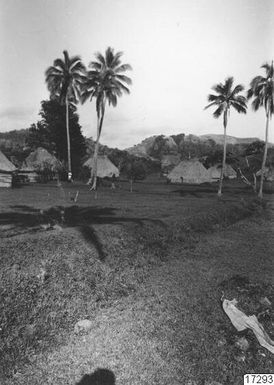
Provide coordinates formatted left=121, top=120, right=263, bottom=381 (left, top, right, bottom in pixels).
left=222, top=298, right=274, bottom=354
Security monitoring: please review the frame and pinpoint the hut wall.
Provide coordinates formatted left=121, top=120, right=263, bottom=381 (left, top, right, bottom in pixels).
left=0, top=172, right=12, bottom=187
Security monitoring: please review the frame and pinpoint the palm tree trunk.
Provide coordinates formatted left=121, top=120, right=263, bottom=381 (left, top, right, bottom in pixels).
left=218, top=110, right=228, bottom=196
left=65, top=96, right=72, bottom=181
left=90, top=99, right=106, bottom=191
left=90, top=123, right=101, bottom=191
left=130, top=178, right=133, bottom=193
left=258, top=109, right=270, bottom=199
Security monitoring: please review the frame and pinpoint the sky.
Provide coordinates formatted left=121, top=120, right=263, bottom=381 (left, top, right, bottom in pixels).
left=0, top=0, right=274, bottom=149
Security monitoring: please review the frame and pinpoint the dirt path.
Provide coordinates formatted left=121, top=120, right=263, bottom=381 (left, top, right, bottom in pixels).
left=6, top=211, right=274, bottom=385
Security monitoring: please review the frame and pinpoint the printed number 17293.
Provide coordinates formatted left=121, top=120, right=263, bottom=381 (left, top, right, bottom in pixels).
left=244, top=374, right=274, bottom=384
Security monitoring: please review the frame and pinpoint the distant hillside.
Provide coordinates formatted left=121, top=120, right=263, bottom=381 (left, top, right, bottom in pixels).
left=0, top=129, right=29, bottom=149
left=126, top=133, right=261, bottom=161
left=85, top=137, right=161, bottom=175
left=199, top=134, right=260, bottom=145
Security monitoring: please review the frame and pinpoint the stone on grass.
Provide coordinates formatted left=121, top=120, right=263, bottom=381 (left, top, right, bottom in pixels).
left=235, top=336, right=249, bottom=351
left=53, top=224, right=63, bottom=231
left=217, top=336, right=227, bottom=347
left=40, top=223, right=52, bottom=230
left=74, top=319, right=93, bottom=334
left=259, top=297, right=271, bottom=307
left=235, top=352, right=246, bottom=362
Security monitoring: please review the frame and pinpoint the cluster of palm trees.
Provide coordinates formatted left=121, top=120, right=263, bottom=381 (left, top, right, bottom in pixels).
left=45, top=49, right=273, bottom=199
left=45, top=47, right=132, bottom=190
left=205, top=61, right=274, bottom=198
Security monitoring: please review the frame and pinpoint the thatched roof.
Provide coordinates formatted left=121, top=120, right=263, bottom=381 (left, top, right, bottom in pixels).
left=0, top=150, right=17, bottom=173
left=21, top=147, right=61, bottom=171
left=83, top=155, right=119, bottom=178
left=167, top=159, right=212, bottom=184
left=256, top=167, right=274, bottom=181
left=208, top=164, right=237, bottom=179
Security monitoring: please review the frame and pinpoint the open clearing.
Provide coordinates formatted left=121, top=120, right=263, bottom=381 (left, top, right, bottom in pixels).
left=0, top=179, right=273, bottom=384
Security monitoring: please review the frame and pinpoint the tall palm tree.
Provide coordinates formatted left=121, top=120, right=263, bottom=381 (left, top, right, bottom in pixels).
left=247, top=61, right=274, bottom=198
left=81, top=47, right=132, bottom=190
left=45, top=50, right=86, bottom=180
left=205, top=77, right=247, bottom=196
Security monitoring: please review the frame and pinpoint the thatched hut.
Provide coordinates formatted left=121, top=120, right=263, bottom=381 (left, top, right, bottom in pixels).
left=83, top=155, right=119, bottom=178
left=167, top=159, right=212, bottom=184
left=256, top=167, right=274, bottom=182
left=208, top=164, right=237, bottom=180
left=0, top=150, right=17, bottom=187
left=20, top=147, right=61, bottom=182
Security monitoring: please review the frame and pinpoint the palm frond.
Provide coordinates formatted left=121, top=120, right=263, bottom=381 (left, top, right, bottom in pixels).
left=231, top=100, right=247, bottom=114
left=94, top=52, right=106, bottom=66
left=107, top=92, right=117, bottom=107
left=223, top=77, right=234, bottom=95
left=116, top=64, right=132, bottom=73
left=111, top=51, right=123, bottom=68
left=213, top=104, right=225, bottom=119
left=204, top=101, right=218, bottom=110
left=261, top=61, right=274, bottom=78
left=70, top=59, right=85, bottom=73
left=112, top=79, right=130, bottom=94
left=53, top=58, right=66, bottom=71
left=115, top=74, right=132, bottom=85
left=212, top=83, right=224, bottom=95
left=207, top=94, right=222, bottom=103
left=251, top=96, right=262, bottom=111
left=231, top=84, right=244, bottom=96
left=234, top=95, right=247, bottom=105
left=89, top=62, right=102, bottom=70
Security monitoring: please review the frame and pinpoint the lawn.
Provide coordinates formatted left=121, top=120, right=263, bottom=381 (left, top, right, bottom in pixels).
left=0, top=178, right=273, bottom=384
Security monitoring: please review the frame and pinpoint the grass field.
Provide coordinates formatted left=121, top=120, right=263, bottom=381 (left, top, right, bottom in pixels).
left=0, top=178, right=273, bottom=384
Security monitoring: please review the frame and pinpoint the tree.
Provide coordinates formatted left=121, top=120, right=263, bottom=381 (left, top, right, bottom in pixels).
left=205, top=77, right=247, bottom=196
left=121, top=158, right=146, bottom=192
left=81, top=47, right=132, bottom=190
left=45, top=50, right=85, bottom=180
left=247, top=61, right=274, bottom=198
left=237, top=141, right=264, bottom=192
left=27, top=100, right=86, bottom=177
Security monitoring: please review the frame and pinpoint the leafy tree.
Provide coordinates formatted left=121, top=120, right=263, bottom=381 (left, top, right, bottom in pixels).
left=27, top=100, right=86, bottom=177
left=237, top=141, right=264, bottom=192
left=121, top=158, right=146, bottom=192
left=205, top=77, right=247, bottom=196
left=81, top=47, right=132, bottom=190
left=247, top=61, right=274, bottom=198
left=45, top=50, right=85, bottom=180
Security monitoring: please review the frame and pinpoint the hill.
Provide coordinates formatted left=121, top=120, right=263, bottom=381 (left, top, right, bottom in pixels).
left=0, top=129, right=29, bottom=149
left=199, top=134, right=260, bottom=145
left=126, top=133, right=261, bottom=161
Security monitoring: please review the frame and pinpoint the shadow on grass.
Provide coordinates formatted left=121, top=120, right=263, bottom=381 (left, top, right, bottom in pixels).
left=1, top=204, right=165, bottom=261
left=79, top=225, right=107, bottom=261
left=76, top=368, right=115, bottom=385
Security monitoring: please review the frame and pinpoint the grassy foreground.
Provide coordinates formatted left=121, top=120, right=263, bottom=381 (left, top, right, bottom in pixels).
left=0, top=179, right=273, bottom=384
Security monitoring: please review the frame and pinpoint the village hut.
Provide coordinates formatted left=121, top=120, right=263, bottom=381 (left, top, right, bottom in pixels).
left=256, top=167, right=274, bottom=182
left=167, top=159, right=212, bottom=184
left=83, top=155, right=119, bottom=179
left=208, top=164, right=237, bottom=180
left=20, top=147, right=61, bottom=182
left=0, top=150, right=17, bottom=187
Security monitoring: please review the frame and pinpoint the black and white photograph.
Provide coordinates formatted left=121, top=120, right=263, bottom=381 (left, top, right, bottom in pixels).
left=0, top=0, right=273, bottom=384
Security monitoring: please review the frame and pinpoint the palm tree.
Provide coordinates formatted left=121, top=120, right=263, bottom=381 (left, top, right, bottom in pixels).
left=205, top=77, right=247, bottom=196
left=81, top=47, right=132, bottom=190
left=247, top=61, right=274, bottom=198
left=45, top=50, right=86, bottom=180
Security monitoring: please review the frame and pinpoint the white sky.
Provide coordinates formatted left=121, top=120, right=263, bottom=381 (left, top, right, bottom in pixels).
left=0, top=0, right=274, bottom=148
